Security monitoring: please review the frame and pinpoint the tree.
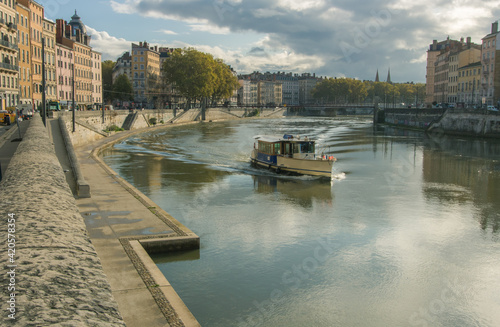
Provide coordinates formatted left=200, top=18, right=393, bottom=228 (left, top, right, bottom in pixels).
left=312, top=78, right=367, bottom=104
left=112, top=74, right=133, bottom=101
left=162, top=48, right=239, bottom=108
left=211, top=59, right=240, bottom=105
left=102, top=60, right=115, bottom=103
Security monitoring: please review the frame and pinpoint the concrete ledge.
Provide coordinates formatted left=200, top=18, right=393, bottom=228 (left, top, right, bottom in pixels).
left=58, top=117, right=91, bottom=198
left=140, top=236, right=200, bottom=254
left=0, top=116, right=124, bottom=326
left=129, top=241, right=201, bottom=327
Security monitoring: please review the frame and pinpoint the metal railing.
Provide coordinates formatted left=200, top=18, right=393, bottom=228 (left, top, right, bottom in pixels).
left=0, top=62, right=19, bottom=72
left=0, top=39, right=18, bottom=51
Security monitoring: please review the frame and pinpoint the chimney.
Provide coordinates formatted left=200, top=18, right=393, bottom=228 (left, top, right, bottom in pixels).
left=493, top=21, right=499, bottom=34
left=139, top=41, right=142, bottom=47
left=460, top=37, right=464, bottom=43
left=466, top=36, right=471, bottom=45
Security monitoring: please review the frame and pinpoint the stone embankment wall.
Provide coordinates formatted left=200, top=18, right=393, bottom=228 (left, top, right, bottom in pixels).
left=384, top=108, right=446, bottom=129
left=55, top=110, right=174, bottom=147
left=429, top=110, right=500, bottom=137
left=0, top=116, right=125, bottom=326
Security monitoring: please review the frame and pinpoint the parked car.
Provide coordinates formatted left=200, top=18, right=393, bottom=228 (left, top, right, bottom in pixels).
left=487, top=105, right=499, bottom=112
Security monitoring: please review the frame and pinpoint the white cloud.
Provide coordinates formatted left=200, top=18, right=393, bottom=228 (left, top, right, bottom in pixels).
left=189, top=23, right=231, bottom=35
left=86, top=26, right=131, bottom=60
left=157, top=29, right=178, bottom=35
left=277, top=0, right=325, bottom=11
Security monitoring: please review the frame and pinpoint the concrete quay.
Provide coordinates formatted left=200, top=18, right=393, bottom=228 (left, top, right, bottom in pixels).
left=73, top=123, right=200, bottom=327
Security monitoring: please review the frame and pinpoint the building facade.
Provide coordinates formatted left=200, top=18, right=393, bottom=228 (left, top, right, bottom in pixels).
left=18, top=0, right=44, bottom=108
left=131, top=41, right=160, bottom=106
left=56, top=11, right=97, bottom=109
left=481, top=21, right=500, bottom=106
left=16, top=2, right=31, bottom=108
left=457, top=62, right=481, bottom=106
left=0, top=0, right=19, bottom=109
left=55, top=42, right=73, bottom=108
left=43, top=17, right=56, bottom=102
left=238, top=79, right=258, bottom=106
left=91, top=50, right=101, bottom=106
left=112, top=51, right=131, bottom=84
left=299, top=74, right=319, bottom=105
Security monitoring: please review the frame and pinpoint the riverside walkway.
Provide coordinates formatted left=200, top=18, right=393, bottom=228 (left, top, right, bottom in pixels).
left=68, top=124, right=201, bottom=326
left=0, top=116, right=200, bottom=326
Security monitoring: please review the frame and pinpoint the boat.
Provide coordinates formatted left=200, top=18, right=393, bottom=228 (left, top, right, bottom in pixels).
left=250, top=134, right=336, bottom=178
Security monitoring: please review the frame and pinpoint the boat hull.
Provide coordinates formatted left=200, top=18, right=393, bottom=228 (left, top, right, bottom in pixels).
left=250, top=150, right=333, bottom=178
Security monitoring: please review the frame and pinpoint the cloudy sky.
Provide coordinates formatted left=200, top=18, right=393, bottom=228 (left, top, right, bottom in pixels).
left=42, top=0, right=500, bottom=83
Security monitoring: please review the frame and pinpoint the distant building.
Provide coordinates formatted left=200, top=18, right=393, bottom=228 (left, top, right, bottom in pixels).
left=275, top=73, right=299, bottom=106
left=131, top=41, right=160, bottom=106
left=43, top=18, right=57, bottom=103
left=457, top=61, right=482, bottom=105
left=481, top=21, right=499, bottom=106
left=17, top=2, right=31, bottom=107
left=238, top=79, right=258, bottom=106
left=426, top=37, right=481, bottom=105
left=112, top=51, right=132, bottom=84
left=91, top=50, right=102, bottom=105
left=55, top=43, right=73, bottom=108
left=257, top=80, right=282, bottom=106
left=298, top=73, right=320, bottom=105
left=56, top=11, right=96, bottom=108
left=21, top=0, right=44, bottom=108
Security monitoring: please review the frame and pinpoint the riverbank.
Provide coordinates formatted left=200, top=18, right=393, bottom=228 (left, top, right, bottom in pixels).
left=73, top=122, right=202, bottom=327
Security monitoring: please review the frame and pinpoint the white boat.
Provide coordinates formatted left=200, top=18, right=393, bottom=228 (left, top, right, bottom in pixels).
left=250, top=134, right=336, bottom=178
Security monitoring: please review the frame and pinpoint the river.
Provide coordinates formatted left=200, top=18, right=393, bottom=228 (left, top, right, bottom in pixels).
left=102, top=117, right=500, bottom=327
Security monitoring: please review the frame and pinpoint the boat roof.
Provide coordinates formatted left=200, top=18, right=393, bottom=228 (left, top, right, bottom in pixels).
left=253, top=134, right=315, bottom=143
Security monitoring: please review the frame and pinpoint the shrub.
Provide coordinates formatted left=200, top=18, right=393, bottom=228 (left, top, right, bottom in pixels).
left=149, top=117, right=157, bottom=125
left=105, top=125, right=124, bottom=132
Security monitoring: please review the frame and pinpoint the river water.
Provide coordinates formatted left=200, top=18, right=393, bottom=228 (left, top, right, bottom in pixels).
left=102, top=117, right=500, bottom=327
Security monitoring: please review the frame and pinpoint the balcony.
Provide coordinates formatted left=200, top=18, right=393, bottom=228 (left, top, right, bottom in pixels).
left=0, top=62, right=19, bottom=72
left=0, top=19, right=17, bottom=31
left=0, top=39, right=18, bottom=52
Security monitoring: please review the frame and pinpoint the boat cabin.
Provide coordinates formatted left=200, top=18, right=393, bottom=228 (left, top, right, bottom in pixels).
left=254, top=135, right=317, bottom=162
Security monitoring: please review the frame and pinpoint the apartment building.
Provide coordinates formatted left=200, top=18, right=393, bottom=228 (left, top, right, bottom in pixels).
left=56, top=11, right=94, bottom=108
left=91, top=50, right=102, bottom=106
left=457, top=62, right=482, bottom=105
left=426, top=37, right=481, bottom=105
left=299, top=73, right=320, bottom=105
left=43, top=17, right=56, bottom=102
left=0, top=0, right=19, bottom=108
left=112, top=51, right=131, bottom=84
left=238, top=79, right=258, bottom=106
left=16, top=2, right=31, bottom=107
left=131, top=41, right=160, bottom=105
left=55, top=42, right=73, bottom=108
left=257, top=80, right=282, bottom=106
left=481, top=21, right=500, bottom=106
left=17, top=0, right=43, bottom=108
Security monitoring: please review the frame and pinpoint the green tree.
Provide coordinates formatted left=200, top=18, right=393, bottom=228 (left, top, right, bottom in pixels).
left=112, top=74, right=133, bottom=101
left=162, top=48, right=239, bottom=108
left=102, top=60, right=115, bottom=103
left=312, top=78, right=367, bottom=104
left=211, top=59, right=240, bottom=105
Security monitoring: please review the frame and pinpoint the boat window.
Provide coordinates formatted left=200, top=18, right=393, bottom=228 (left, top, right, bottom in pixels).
left=274, top=143, right=281, bottom=155
left=258, top=141, right=272, bottom=154
left=300, top=142, right=315, bottom=153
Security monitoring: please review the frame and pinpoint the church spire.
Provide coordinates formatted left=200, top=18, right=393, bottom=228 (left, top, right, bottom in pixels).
left=387, top=68, right=392, bottom=84
left=375, top=69, right=380, bottom=82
